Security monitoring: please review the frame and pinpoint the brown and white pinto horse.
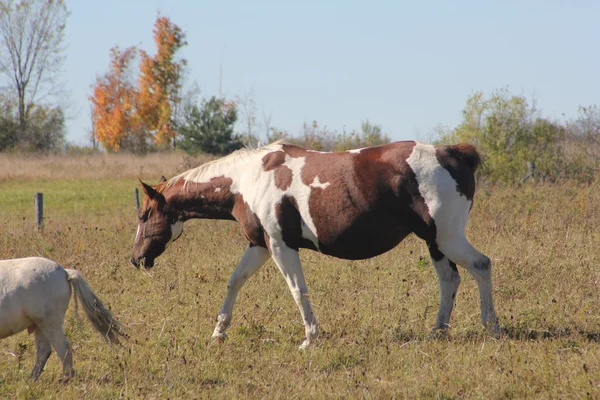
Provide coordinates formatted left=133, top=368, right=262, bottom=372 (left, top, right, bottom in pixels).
left=131, top=140, right=499, bottom=348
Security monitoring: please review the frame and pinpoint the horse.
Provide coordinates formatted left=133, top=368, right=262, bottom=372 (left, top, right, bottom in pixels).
left=0, top=257, right=125, bottom=380
left=131, top=140, right=500, bottom=349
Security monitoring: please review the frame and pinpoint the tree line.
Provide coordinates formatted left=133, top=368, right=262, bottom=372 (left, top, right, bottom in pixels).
left=0, top=1, right=598, bottom=183
left=435, top=89, right=600, bottom=183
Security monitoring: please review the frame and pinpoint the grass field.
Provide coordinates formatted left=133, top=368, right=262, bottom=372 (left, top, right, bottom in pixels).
left=0, top=152, right=599, bottom=399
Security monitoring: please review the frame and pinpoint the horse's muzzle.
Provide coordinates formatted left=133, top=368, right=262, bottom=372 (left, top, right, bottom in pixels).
left=130, top=256, right=140, bottom=269
left=130, top=256, right=154, bottom=269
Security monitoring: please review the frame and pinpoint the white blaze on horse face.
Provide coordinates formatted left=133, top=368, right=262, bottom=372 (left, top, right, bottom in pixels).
left=166, top=220, right=184, bottom=248
left=406, top=143, right=472, bottom=236
left=135, top=224, right=142, bottom=244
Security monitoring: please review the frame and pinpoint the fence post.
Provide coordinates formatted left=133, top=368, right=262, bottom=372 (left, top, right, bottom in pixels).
left=134, top=188, right=140, bottom=212
left=522, top=161, right=536, bottom=183
left=34, top=192, right=43, bottom=230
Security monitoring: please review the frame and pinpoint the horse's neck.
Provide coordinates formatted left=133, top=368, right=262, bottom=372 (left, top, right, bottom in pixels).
left=166, top=158, right=244, bottom=220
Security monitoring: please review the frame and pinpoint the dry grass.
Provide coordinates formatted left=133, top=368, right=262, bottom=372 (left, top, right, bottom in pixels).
left=0, top=151, right=212, bottom=181
left=0, top=154, right=599, bottom=399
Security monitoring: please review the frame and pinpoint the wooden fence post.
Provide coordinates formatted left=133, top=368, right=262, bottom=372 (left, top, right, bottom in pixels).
left=134, top=188, right=140, bottom=212
left=34, top=192, right=43, bottom=230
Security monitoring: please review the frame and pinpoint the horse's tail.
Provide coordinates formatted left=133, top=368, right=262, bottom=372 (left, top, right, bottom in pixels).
left=65, top=269, right=126, bottom=345
left=446, top=143, right=481, bottom=172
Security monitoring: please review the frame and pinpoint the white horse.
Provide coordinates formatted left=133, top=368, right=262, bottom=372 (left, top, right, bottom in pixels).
left=0, top=257, right=125, bottom=380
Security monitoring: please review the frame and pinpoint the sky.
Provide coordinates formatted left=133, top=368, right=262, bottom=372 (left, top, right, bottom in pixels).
left=58, top=0, right=600, bottom=145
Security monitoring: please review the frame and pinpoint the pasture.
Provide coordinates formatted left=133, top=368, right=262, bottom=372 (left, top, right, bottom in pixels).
left=0, top=152, right=598, bottom=399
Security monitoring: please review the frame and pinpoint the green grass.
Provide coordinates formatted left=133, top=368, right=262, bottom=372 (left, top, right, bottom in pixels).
left=0, top=157, right=599, bottom=399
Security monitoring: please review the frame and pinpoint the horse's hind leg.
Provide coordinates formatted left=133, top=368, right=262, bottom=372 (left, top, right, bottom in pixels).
left=30, top=327, right=52, bottom=380
left=428, top=245, right=461, bottom=334
left=437, top=235, right=500, bottom=336
left=39, top=324, right=74, bottom=380
left=212, top=245, right=271, bottom=341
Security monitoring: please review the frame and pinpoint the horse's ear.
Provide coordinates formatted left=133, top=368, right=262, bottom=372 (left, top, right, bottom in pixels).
left=159, top=176, right=167, bottom=183
left=140, top=180, right=159, bottom=199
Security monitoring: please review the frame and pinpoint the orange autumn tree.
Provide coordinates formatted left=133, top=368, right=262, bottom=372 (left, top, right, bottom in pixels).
left=90, top=46, right=138, bottom=152
left=137, top=16, right=187, bottom=147
left=90, top=15, right=187, bottom=152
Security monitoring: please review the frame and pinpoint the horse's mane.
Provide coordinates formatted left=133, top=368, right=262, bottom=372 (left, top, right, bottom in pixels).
left=167, top=140, right=287, bottom=188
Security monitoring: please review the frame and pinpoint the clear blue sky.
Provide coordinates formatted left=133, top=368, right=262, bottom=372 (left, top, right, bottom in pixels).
left=63, top=0, right=600, bottom=145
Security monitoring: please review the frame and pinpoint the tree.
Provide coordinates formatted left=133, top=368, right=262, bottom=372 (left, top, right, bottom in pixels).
left=90, top=15, right=187, bottom=153
left=358, top=119, right=390, bottom=147
left=0, top=91, right=18, bottom=150
left=571, top=105, right=600, bottom=161
left=236, top=88, right=259, bottom=145
left=20, top=103, right=65, bottom=151
left=178, top=96, right=242, bottom=155
left=0, top=0, right=68, bottom=143
left=136, top=15, right=187, bottom=148
left=90, top=46, right=140, bottom=152
left=436, top=88, right=571, bottom=182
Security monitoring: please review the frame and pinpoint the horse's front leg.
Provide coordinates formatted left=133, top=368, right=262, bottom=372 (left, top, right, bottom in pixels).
left=212, top=245, right=270, bottom=341
left=269, top=238, right=318, bottom=350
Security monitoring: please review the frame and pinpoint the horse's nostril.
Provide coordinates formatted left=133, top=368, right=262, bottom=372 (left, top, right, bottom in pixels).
left=130, top=257, right=140, bottom=268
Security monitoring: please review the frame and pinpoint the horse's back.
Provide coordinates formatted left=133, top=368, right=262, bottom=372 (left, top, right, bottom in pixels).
left=0, top=257, right=71, bottom=339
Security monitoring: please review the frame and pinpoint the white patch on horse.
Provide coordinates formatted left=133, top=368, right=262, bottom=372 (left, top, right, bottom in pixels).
left=309, top=176, right=330, bottom=190
left=166, top=220, right=184, bottom=248
left=348, top=147, right=365, bottom=154
left=406, top=142, right=472, bottom=240
left=214, top=187, right=222, bottom=193
left=279, top=155, right=321, bottom=248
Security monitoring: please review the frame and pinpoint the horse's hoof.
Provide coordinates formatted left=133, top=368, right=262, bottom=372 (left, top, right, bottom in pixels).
left=430, top=327, right=449, bottom=339
left=487, top=324, right=502, bottom=339
left=211, top=332, right=227, bottom=343
left=299, top=339, right=311, bottom=351
left=60, top=372, right=74, bottom=384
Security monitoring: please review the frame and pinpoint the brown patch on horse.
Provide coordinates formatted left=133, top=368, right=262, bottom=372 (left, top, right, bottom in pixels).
left=435, top=144, right=479, bottom=201
left=274, top=166, right=293, bottom=191
left=262, top=151, right=286, bottom=171
left=232, top=195, right=267, bottom=248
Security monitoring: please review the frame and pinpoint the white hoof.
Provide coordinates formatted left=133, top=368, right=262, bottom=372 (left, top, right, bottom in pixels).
left=211, top=331, right=227, bottom=342
left=299, top=339, right=311, bottom=351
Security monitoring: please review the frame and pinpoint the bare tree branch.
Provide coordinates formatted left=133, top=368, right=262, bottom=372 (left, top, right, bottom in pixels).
left=0, top=0, right=68, bottom=136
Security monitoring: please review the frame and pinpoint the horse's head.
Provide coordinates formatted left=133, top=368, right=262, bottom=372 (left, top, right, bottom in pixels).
left=131, top=177, right=184, bottom=269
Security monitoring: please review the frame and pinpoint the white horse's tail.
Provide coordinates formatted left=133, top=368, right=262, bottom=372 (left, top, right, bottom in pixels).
left=65, top=269, right=126, bottom=345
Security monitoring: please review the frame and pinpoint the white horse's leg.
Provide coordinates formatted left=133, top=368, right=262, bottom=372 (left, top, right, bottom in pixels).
left=269, top=239, right=318, bottom=350
left=430, top=255, right=461, bottom=333
left=30, top=327, right=52, bottom=380
left=437, top=235, right=500, bottom=336
left=212, top=245, right=271, bottom=340
left=39, top=324, right=74, bottom=380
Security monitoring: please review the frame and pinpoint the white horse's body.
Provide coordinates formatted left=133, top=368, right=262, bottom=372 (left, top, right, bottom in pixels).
left=0, top=257, right=124, bottom=380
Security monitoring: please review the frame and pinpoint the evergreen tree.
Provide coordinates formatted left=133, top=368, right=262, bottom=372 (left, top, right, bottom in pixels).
left=178, top=96, right=242, bottom=155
